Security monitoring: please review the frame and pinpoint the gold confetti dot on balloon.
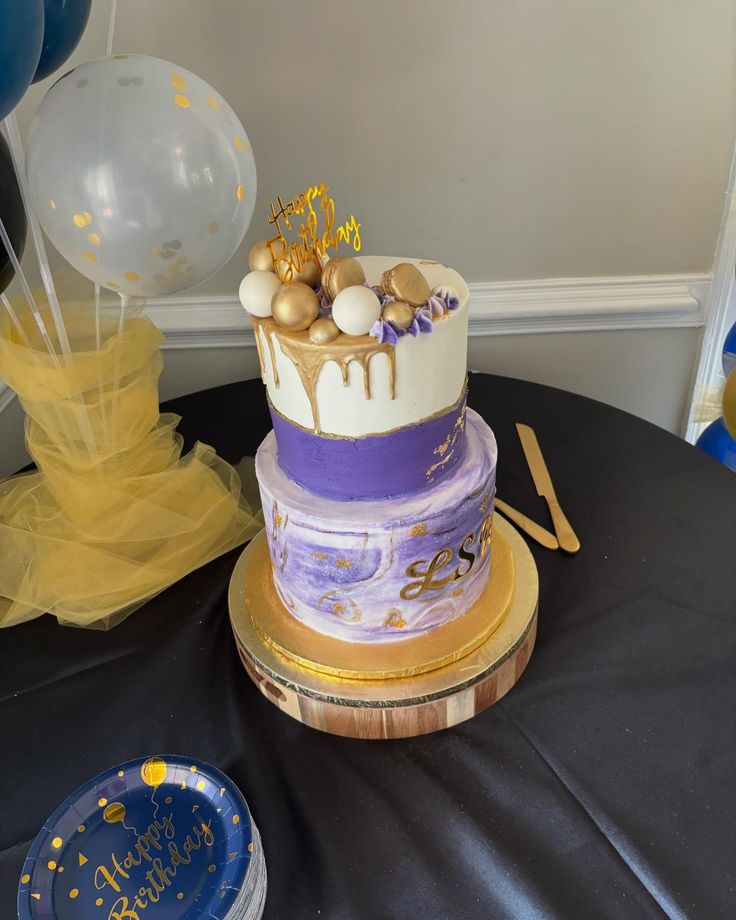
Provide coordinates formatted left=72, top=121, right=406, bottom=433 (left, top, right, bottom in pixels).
left=103, top=802, right=126, bottom=824
left=170, top=72, right=187, bottom=90
left=52, top=837, right=63, bottom=849
left=208, top=222, right=219, bottom=234
left=207, top=96, right=219, bottom=109
left=73, top=214, right=86, bottom=228
left=69, top=888, right=79, bottom=899
left=83, top=251, right=97, bottom=262
left=48, top=199, right=56, bottom=210
left=234, top=136, right=245, bottom=150
left=140, top=757, right=167, bottom=787
left=21, top=874, right=30, bottom=884
left=236, top=185, right=245, bottom=201
left=88, top=233, right=101, bottom=246
left=174, top=94, right=190, bottom=108
left=98, top=798, right=108, bottom=808
left=124, top=271, right=139, bottom=282
left=96, top=898, right=103, bottom=907
left=48, top=860, right=57, bottom=870
left=83, top=212, right=92, bottom=223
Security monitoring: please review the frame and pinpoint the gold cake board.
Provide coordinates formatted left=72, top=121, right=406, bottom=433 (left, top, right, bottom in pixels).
left=228, top=514, right=539, bottom=740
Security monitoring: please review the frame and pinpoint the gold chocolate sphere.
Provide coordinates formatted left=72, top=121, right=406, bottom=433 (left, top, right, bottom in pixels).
left=277, top=257, right=322, bottom=288
left=382, top=300, right=414, bottom=329
left=272, top=282, right=320, bottom=332
left=248, top=239, right=275, bottom=272
left=308, top=317, right=341, bottom=344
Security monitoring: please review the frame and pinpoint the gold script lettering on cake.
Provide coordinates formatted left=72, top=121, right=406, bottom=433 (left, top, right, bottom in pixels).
left=93, top=814, right=214, bottom=919
left=266, top=182, right=362, bottom=283
left=400, top=515, right=492, bottom=601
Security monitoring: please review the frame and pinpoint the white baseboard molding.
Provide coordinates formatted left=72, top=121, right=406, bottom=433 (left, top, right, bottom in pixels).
left=0, top=272, right=712, bottom=413
left=146, top=273, right=710, bottom=348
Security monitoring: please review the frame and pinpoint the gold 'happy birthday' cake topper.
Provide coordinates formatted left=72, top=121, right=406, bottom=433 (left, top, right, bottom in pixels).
left=266, top=182, right=361, bottom=283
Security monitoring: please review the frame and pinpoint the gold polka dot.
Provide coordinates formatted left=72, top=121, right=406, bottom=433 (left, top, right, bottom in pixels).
left=236, top=185, right=245, bottom=201
left=48, top=199, right=56, bottom=210
left=124, top=271, right=139, bottom=282
left=174, top=94, right=190, bottom=109
left=118, top=771, right=124, bottom=777
left=69, top=888, right=79, bottom=899
left=73, top=214, right=86, bottom=228
left=170, top=71, right=186, bottom=88
left=83, top=212, right=92, bottom=223
left=177, top=892, right=184, bottom=900
left=96, top=898, right=103, bottom=906
left=208, top=864, right=216, bottom=872
left=77, top=825, right=85, bottom=833
left=88, top=232, right=101, bottom=246
left=58, top=866, right=64, bottom=873
left=21, top=874, right=30, bottom=884
left=165, top=796, right=173, bottom=804
left=83, top=251, right=97, bottom=262
left=48, top=860, right=57, bottom=870
left=52, top=837, right=63, bottom=848
left=98, top=798, right=108, bottom=807
left=248, top=842, right=254, bottom=852
left=196, top=780, right=205, bottom=791
left=190, top=765, right=198, bottom=772
left=232, top=815, right=240, bottom=824
left=233, top=136, right=245, bottom=150
left=207, top=96, right=219, bottom=109
left=208, top=222, right=219, bottom=234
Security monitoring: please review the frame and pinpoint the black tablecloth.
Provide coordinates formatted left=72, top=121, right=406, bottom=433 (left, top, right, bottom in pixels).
left=2, top=374, right=735, bottom=919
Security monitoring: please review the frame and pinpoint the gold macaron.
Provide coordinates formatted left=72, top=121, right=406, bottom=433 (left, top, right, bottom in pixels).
left=321, top=257, right=366, bottom=302
left=381, top=301, right=415, bottom=329
left=380, top=262, right=431, bottom=307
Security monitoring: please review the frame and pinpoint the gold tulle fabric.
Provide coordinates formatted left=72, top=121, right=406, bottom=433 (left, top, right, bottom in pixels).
left=0, top=304, right=261, bottom=629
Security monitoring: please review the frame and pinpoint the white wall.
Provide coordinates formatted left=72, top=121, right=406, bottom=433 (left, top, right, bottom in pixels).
left=2, top=0, right=735, bottom=476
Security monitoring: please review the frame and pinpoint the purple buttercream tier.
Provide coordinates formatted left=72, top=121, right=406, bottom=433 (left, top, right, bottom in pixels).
left=255, top=408, right=497, bottom=643
left=269, top=391, right=467, bottom=501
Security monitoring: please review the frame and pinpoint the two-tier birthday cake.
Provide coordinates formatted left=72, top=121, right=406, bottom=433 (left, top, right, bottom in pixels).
left=230, top=185, right=537, bottom=738
left=242, top=255, right=497, bottom=643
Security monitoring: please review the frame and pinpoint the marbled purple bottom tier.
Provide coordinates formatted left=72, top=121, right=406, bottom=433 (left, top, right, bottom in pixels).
left=269, top=390, right=467, bottom=500
left=255, top=408, right=497, bottom=643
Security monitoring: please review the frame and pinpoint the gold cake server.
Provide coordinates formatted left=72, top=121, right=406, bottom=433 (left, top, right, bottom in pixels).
left=516, top=423, right=581, bottom=554
left=494, top=498, right=559, bottom=551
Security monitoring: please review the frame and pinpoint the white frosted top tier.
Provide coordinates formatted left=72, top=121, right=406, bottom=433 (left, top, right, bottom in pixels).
left=254, top=256, right=470, bottom=437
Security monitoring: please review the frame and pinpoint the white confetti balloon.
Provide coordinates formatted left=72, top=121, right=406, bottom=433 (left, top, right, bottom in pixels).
left=26, top=54, right=257, bottom=298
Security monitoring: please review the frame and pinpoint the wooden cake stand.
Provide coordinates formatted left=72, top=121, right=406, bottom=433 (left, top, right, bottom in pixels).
left=228, top=514, right=538, bottom=740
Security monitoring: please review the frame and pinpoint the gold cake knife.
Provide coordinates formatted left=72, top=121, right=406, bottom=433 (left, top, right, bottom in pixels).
left=494, top=498, right=559, bottom=550
left=516, top=423, right=581, bottom=554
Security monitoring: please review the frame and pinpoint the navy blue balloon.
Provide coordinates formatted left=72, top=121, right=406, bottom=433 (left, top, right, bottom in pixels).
left=33, top=0, right=91, bottom=83
left=723, top=321, right=736, bottom=378
left=696, top=417, right=736, bottom=472
left=0, top=0, right=44, bottom=120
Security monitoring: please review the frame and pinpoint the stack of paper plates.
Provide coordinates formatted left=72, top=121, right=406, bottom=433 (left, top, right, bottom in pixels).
left=18, top=756, right=266, bottom=919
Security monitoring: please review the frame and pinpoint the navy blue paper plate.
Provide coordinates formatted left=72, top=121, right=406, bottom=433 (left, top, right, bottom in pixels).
left=18, top=755, right=254, bottom=920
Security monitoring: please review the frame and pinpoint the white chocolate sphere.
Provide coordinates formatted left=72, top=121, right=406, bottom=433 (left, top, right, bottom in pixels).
left=431, top=283, right=460, bottom=305
left=239, top=270, right=281, bottom=317
left=331, top=285, right=382, bottom=336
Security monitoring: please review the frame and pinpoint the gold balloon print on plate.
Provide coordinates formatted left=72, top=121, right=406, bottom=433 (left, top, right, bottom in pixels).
left=140, top=756, right=167, bottom=787
left=103, top=802, right=126, bottom=824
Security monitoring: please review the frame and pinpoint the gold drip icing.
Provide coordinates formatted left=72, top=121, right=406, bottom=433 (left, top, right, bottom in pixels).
left=256, top=318, right=396, bottom=433
left=252, top=320, right=266, bottom=377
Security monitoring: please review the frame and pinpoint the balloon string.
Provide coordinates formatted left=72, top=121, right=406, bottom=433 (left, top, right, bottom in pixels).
left=1, top=294, right=31, bottom=347
left=106, top=0, right=118, bottom=56
left=2, top=113, right=72, bottom=359
left=0, top=216, right=59, bottom=362
left=94, top=282, right=109, bottom=442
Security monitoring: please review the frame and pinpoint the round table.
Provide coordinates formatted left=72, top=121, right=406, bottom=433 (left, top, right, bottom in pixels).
left=1, top=374, right=734, bottom=919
